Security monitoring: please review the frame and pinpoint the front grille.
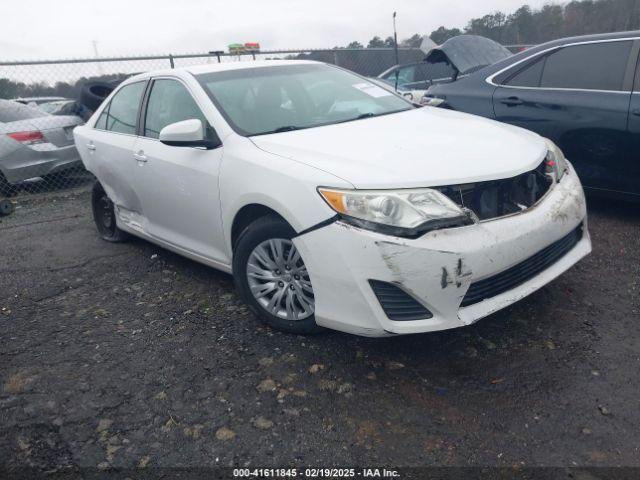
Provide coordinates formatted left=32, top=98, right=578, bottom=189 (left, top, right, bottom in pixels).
left=461, top=225, right=582, bottom=307
left=369, top=280, right=433, bottom=321
left=438, top=160, right=553, bottom=221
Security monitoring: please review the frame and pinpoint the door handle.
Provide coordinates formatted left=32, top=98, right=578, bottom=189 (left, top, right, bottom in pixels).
left=133, top=152, right=147, bottom=163
left=501, top=97, right=524, bottom=106
left=86, top=142, right=96, bottom=151
left=632, top=108, right=640, bottom=116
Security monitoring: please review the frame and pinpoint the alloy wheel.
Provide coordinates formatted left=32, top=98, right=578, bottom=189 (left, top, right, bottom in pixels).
left=246, top=238, right=314, bottom=320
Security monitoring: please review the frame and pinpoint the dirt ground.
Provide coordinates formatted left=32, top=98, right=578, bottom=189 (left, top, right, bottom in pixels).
left=0, top=190, right=638, bottom=474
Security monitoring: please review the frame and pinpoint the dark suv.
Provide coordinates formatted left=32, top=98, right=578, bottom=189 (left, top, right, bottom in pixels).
left=426, top=31, right=640, bottom=201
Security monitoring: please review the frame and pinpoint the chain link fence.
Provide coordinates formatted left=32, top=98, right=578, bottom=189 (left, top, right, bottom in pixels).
left=0, top=45, right=529, bottom=216
left=0, top=47, right=426, bottom=213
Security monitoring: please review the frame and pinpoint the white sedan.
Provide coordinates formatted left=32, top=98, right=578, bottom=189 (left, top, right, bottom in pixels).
left=73, top=60, right=591, bottom=337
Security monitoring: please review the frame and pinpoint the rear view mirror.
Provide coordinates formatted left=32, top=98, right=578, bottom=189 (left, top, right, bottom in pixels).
left=159, top=119, right=220, bottom=149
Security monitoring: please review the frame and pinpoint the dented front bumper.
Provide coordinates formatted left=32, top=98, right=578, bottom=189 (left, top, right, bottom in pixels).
left=293, top=163, right=591, bottom=337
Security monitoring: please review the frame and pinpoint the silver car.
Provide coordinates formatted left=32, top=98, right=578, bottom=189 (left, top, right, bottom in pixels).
left=0, top=99, right=83, bottom=195
left=14, top=96, right=67, bottom=106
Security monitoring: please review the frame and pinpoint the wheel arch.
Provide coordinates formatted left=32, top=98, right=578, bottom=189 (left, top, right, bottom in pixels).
left=230, top=203, right=290, bottom=252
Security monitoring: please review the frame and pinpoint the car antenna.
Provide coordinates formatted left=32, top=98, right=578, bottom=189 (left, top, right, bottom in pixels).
left=393, top=12, right=400, bottom=92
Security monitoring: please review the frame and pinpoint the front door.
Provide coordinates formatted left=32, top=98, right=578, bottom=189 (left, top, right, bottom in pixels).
left=132, top=78, right=227, bottom=264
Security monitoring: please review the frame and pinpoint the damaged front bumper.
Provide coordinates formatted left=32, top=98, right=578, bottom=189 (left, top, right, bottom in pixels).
left=293, top=163, right=591, bottom=337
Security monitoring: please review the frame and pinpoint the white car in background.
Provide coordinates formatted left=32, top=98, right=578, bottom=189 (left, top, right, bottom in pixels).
left=73, top=60, right=590, bottom=337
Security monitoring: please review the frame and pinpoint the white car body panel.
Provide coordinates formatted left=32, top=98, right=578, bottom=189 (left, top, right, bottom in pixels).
left=294, top=164, right=589, bottom=336
left=73, top=61, right=591, bottom=337
left=130, top=135, right=226, bottom=263
left=251, top=107, right=547, bottom=189
left=83, top=129, right=142, bottom=214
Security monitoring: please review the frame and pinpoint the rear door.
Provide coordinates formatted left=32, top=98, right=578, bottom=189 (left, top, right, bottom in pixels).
left=493, top=39, right=637, bottom=194
left=84, top=81, right=147, bottom=216
left=131, top=77, right=226, bottom=263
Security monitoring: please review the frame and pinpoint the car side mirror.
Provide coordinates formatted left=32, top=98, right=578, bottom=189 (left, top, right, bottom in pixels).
left=159, top=119, right=221, bottom=149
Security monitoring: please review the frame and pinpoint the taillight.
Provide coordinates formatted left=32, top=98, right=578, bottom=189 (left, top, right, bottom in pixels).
left=8, top=131, right=44, bottom=145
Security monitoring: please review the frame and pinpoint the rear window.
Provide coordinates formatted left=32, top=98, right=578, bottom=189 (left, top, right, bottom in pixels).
left=0, top=100, right=48, bottom=122
left=540, top=41, right=632, bottom=91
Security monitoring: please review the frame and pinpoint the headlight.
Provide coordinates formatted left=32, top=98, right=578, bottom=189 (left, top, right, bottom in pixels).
left=318, top=187, right=473, bottom=238
left=544, top=139, right=567, bottom=182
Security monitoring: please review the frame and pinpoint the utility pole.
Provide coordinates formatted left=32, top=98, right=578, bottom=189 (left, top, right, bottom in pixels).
left=92, top=40, right=103, bottom=75
left=393, top=12, right=399, bottom=66
left=393, top=12, right=400, bottom=91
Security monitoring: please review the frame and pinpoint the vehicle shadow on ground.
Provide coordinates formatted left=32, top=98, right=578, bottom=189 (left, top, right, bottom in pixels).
left=125, top=229, right=582, bottom=397
left=586, top=195, right=639, bottom=221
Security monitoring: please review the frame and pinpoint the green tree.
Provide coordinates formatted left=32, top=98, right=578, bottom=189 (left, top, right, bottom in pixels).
left=400, top=34, right=423, bottom=47
left=466, top=12, right=508, bottom=42
left=346, top=41, right=363, bottom=49
left=430, top=26, right=462, bottom=44
left=533, top=4, right=565, bottom=42
left=507, top=5, right=536, bottom=44
left=367, top=36, right=386, bottom=48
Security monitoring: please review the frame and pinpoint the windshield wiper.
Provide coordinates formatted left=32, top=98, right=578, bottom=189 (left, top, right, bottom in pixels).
left=350, top=109, right=409, bottom=122
left=249, top=125, right=310, bottom=137
left=251, top=125, right=305, bottom=136
left=272, top=125, right=304, bottom=133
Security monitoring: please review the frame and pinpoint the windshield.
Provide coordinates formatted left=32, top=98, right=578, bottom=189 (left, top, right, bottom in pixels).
left=196, top=63, right=412, bottom=136
left=39, top=102, right=65, bottom=113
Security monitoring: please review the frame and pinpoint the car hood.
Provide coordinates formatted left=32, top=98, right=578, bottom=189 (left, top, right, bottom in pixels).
left=250, top=107, right=547, bottom=189
left=423, top=35, right=512, bottom=75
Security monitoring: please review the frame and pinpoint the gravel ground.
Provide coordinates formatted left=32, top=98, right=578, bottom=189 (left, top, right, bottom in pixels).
left=0, top=191, right=638, bottom=474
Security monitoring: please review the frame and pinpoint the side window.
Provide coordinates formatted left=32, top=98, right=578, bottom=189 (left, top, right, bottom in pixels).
left=410, top=64, right=432, bottom=89
left=504, top=57, right=545, bottom=87
left=540, top=41, right=632, bottom=91
left=396, top=65, right=416, bottom=87
left=105, top=82, right=146, bottom=135
left=144, top=79, right=207, bottom=139
left=380, top=69, right=398, bottom=87
left=94, top=109, right=108, bottom=130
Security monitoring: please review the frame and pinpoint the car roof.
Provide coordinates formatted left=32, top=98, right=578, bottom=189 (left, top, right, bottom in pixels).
left=124, top=59, right=322, bottom=83
left=536, top=30, right=640, bottom=48
left=481, top=30, right=640, bottom=77
left=186, top=59, right=320, bottom=74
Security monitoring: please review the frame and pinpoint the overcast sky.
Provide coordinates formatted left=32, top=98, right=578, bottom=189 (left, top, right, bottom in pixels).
left=1, top=0, right=551, bottom=60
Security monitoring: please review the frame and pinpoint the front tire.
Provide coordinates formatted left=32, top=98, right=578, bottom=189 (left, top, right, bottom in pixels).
left=233, top=216, right=321, bottom=334
left=91, top=182, right=130, bottom=242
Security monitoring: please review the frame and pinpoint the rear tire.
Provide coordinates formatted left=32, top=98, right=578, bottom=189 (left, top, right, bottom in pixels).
left=91, top=181, right=130, bottom=242
left=233, top=216, right=322, bottom=334
left=0, top=198, right=14, bottom=216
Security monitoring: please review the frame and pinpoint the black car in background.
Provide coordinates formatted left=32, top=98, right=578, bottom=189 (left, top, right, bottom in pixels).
left=425, top=31, right=640, bottom=201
